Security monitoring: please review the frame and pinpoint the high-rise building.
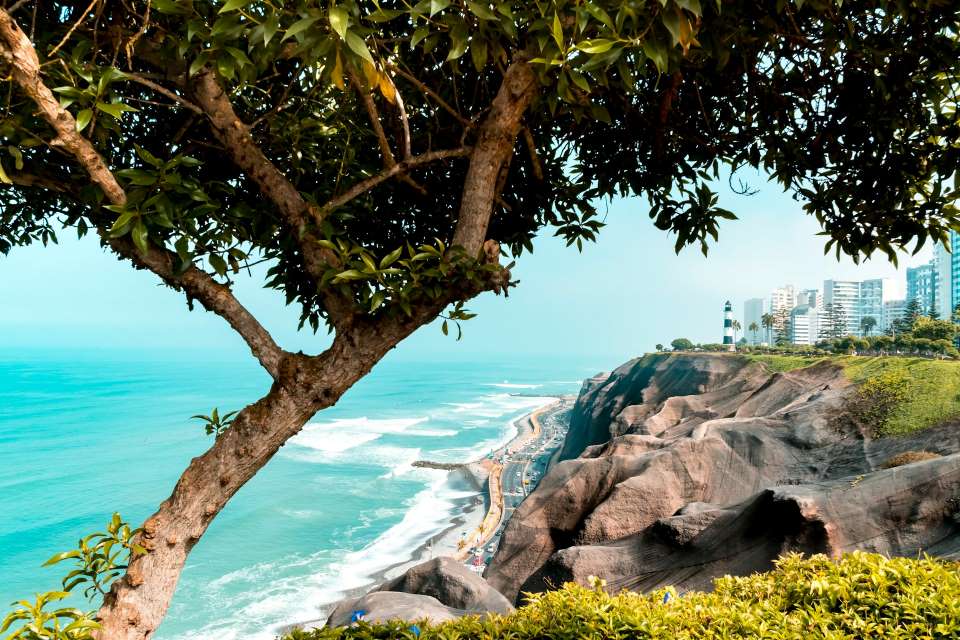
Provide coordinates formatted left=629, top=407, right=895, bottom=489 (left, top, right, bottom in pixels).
left=935, top=241, right=952, bottom=320
left=790, top=305, right=819, bottom=345
left=906, top=262, right=937, bottom=315
left=743, top=298, right=765, bottom=345
left=770, top=285, right=796, bottom=315
left=860, top=278, right=903, bottom=335
left=796, top=289, right=822, bottom=308
left=824, top=279, right=861, bottom=336
left=882, top=300, right=908, bottom=334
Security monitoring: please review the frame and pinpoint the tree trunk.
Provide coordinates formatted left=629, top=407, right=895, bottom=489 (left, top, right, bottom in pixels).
left=95, top=331, right=398, bottom=639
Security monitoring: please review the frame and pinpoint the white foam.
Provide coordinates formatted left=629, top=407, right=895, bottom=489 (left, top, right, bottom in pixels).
left=486, top=382, right=542, bottom=389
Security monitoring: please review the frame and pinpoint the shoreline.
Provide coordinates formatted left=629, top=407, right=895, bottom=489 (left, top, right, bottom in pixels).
left=283, top=396, right=568, bottom=634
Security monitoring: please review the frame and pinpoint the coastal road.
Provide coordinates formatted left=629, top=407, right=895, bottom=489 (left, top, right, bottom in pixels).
left=465, top=400, right=571, bottom=566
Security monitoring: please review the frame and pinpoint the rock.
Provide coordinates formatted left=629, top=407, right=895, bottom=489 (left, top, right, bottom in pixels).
left=375, top=557, right=514, bottom=615
left=485, top=353, right=960, bottom=604
left=325, top=591, right=463, bottom=627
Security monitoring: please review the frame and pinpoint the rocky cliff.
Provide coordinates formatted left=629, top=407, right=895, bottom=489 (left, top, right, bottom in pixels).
left=485, top=353, right=960, bottom=603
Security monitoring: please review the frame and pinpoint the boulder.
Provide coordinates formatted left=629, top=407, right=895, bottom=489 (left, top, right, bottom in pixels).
left=375, top=557, right=514, bottom=615
left=325, top=591, right=463, bottom=627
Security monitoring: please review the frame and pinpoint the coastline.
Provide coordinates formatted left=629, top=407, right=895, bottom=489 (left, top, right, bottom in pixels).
left=283, top=396, right=565, bottom=634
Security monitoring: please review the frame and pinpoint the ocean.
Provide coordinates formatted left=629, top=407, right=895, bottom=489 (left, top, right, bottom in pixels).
left=0, top=349, right=599, bottom=639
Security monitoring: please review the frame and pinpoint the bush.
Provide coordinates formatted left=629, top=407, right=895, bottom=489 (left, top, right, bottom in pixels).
left=881, top=450, right=942, bottom=469
left=287, top=552, right=960, bottom=640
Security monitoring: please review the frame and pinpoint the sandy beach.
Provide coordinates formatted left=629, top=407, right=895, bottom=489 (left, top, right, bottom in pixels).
left=284, top=396, right=568, bottom=633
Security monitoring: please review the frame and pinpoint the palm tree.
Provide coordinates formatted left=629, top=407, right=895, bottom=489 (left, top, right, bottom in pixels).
left=731, top=319, right=742, bottom=345
left=748, top=321, right=759, bottom=344
left=860, top=315, right=877, bottom=337
left=761, top=313, right=774, bottom=345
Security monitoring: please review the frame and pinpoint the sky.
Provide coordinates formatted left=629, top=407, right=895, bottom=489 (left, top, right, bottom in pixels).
left=0, top=178, right=932, bottom=364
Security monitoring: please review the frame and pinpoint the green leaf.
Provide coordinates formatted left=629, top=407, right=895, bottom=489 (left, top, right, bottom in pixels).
left=344, top=31, right=374, bottom=64
left=576, top=39, right=614, bottom=54
left=470, top=38, right=487, bottom=71
left=131, top=220, right=149, bottom=254
left=42, top=550, right=81, bottom=567
left=379, top=246, right=403, bottom=269
left=329, top=6, right=349, bottom=38
left=209, top=254, right=228, bottom=276
left=96, top=101, right=138, bottom=119
left=552, top=13, right=564, bottom=50
left=75, top=108, right=93, bottom=132
left=218, top=0, right=252, bottom=13
left=430, top=0, right=450, bottom=16
left=262, top=14, right=280, bottom=45
left=441, top=319, right=449, bottom=335
left=0, top=159, right=12, bottom=185
left=284, top=15, right=320, bottom=41
left=467, top=1, right=497, bottom=20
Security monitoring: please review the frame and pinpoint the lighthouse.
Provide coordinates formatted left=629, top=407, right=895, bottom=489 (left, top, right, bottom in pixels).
left=723, top=301, right=735, bottom=352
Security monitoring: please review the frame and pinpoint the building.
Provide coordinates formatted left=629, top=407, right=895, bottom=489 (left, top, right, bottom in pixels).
left=722, top=301, right=734, bottom=352
left=790, top=305, right=819, bottom=345
left=882, top=299, right=908, bottom=334
left=935, top=241, right=953, bottom=320
left=743, top=298, right=765, bottom=345
left=860, top=278, right=903, bottom=335
left=796, top=288, right=822, bottom=309
left=906, top=262, right=937, bottom=315
left=824, top=279, right=861, bottom=336
left=770, top=285, right=796, bottom=316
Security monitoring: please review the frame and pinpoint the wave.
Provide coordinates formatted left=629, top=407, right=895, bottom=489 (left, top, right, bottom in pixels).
left=286, top=416, right=430, bottom=459
left=165, top=472, right=476, bottom=640
left=486, top=382, right=543, bottom=389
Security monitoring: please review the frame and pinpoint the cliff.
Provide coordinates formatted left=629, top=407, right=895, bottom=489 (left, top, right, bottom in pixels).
left=485, top=353, right=960, bottom=602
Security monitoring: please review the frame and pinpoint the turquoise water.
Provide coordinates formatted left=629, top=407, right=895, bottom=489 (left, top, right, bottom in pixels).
left=0, top=349, right=597, bottom=639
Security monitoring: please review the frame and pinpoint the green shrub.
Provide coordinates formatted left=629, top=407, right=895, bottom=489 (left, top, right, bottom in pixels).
left=1, top=514, right=142, bottom=640
left=287, top=552, right=960, bottom=640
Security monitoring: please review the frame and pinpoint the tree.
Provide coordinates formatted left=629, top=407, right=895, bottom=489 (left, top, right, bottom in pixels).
left=819, top=303, right=848, bottom=341
left=748, top=321, right=759, bottom=344
left=861, top=315, right=877, bottom=337
left=761, top=313, right=775, bottom=346
left=655, top=343, right=664, bottom=352
left=2, top=1, right=958, bottom=637
left=912, top=317, right=959, bottom=342
left=773, top=308, right=792, bottom=346
left=731, top=319, right=741, bottom=344
left=893, top=298, right=925, bottom=335
left=671, top=338, right=694, bottom=352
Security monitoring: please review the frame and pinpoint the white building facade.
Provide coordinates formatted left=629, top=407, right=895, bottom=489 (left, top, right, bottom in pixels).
left=860, top=278, right=903, bottom=335
left=824, top=279, right=862, bottom=336
left=790, top=305, right=819, bottom=345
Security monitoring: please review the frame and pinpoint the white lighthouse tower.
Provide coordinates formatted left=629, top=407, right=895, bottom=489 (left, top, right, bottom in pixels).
left=723, top=301, right=735, bottom=352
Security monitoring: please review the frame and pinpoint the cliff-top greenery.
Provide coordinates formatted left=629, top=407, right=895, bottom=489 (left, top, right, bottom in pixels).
left=286, top=552, right=960, bottom=640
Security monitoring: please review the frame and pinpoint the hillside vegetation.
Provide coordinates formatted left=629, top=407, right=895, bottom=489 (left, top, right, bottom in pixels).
left=745, top=355, right=960, bottom=436
left=288, top=552, right=960, bottom=640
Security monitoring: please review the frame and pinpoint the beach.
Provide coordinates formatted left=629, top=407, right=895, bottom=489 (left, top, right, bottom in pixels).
left=284, top=396, right=573, bottom=633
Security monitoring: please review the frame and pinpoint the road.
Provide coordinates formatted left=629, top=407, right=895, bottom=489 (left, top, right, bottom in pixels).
left=463, top=400, right=571, bottom=569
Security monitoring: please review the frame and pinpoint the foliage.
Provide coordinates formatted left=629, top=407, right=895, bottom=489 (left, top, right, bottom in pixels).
left=881, top=450, right=942, bottom=469
left=286, top=552, right=960, bottom=640
left=913, top=317, right=959, bottom=342
left=743, top=354, right=828, bottom=373
left=860, top=315, right=877, bottom=337
left=191, top=407, right=238, bottom=439
left=848, top=369, right=911, bottom=437
left=818, top=303, right=848, bottom=340
left=1, top=515, right=143, bottom=640
left=2, top=0, right=959, bottom=333
left=670, top=338, right=694, bottom=351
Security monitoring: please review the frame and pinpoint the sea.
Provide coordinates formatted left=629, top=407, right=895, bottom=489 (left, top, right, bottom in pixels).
left=0, top=349, right=602, bottom=639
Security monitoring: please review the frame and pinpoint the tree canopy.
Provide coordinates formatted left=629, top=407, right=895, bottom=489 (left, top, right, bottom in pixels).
left=2, top=0, right=959, bottom=335
left=1, top=1, right=959, bottom=638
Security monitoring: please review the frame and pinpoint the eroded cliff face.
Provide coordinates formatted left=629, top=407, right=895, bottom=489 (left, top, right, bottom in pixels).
left=486, top=353, right=960, bottom=603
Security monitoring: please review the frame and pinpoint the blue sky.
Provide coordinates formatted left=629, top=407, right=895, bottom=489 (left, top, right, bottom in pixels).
left=0, top=180, right=930, bottom=362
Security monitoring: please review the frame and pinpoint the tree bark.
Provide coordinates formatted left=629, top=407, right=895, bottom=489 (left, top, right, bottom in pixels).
left=453, top=61, right=537, bottom=255
left=95, top=325, right=405, bottom=639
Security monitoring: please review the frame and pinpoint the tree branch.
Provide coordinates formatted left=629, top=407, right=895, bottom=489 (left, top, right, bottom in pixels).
left=0, top=9, right=286, bottom=379
left=190, top=68, right=358, bottom=327
left=389, top=63, right=471, bottom=127
left=125, top=72, right=203, bottom=114
left=453, top=62, right=537, bottom=255
left=317, top=146, right=471, bottom=218
left=346, top=65, right=425, bottom=196
left=521, top=126, right=544, bottom=181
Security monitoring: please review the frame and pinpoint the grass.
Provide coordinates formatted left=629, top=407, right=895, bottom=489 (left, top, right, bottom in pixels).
left=743, top=354, right=960, bottom=436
